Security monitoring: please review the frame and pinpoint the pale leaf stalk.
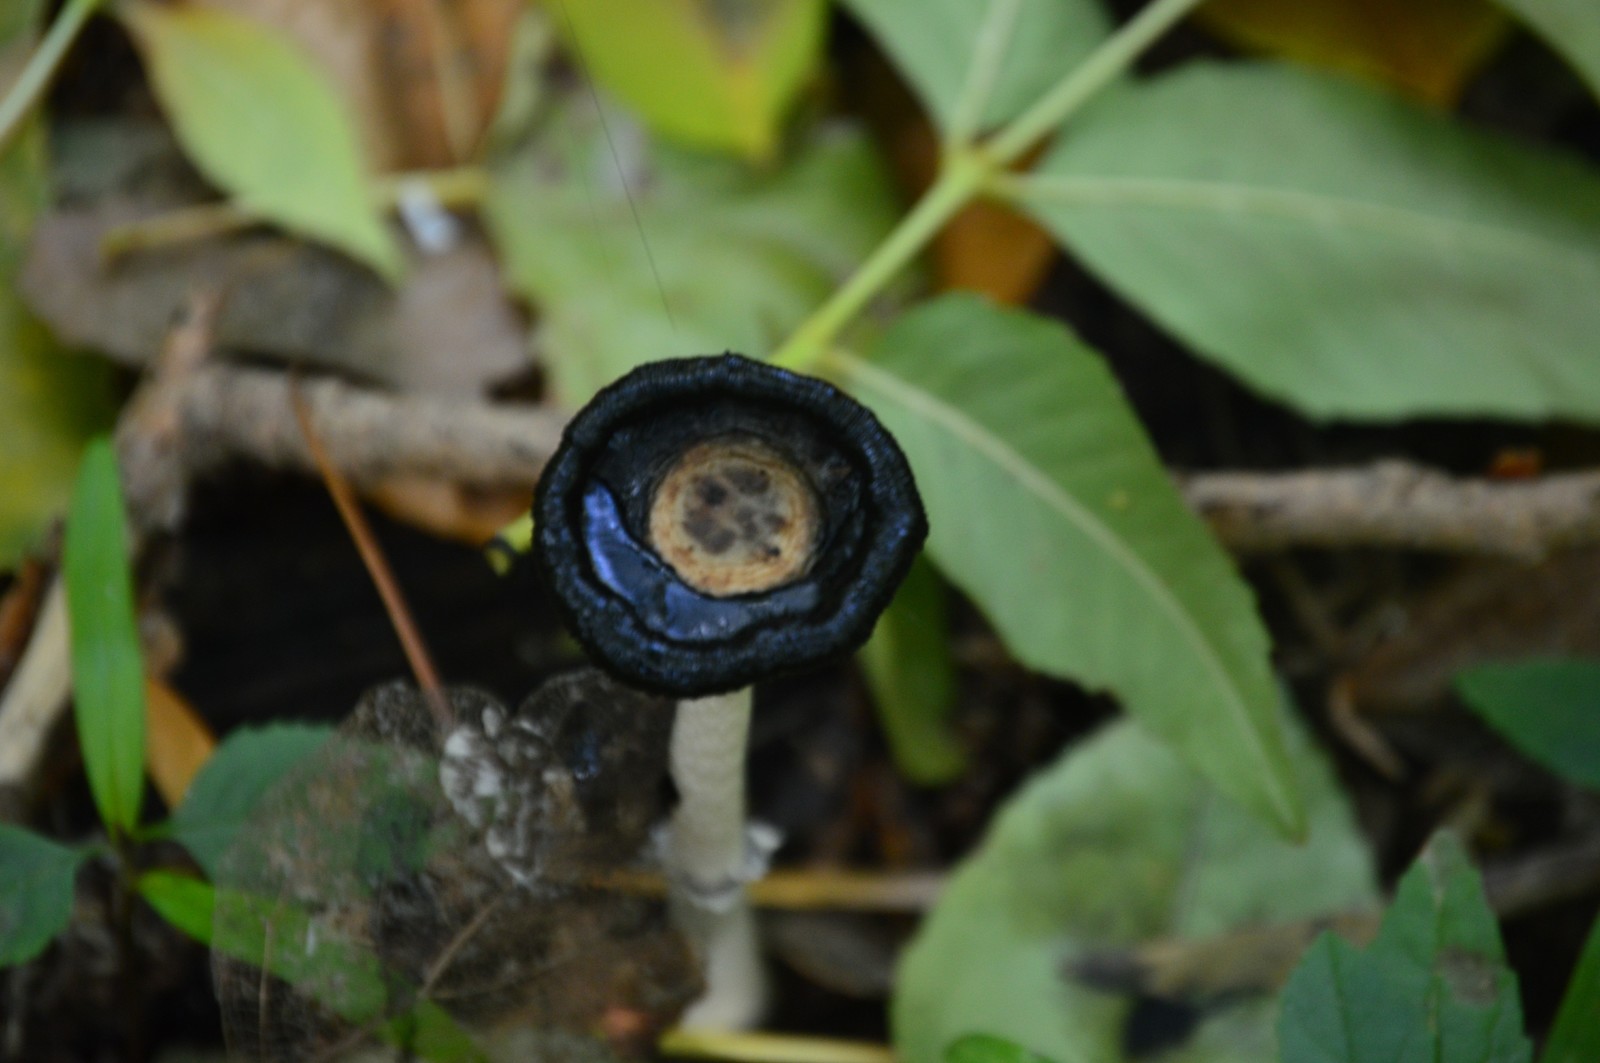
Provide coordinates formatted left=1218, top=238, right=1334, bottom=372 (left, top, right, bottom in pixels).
left=0, top=0, right=102, bottom=154
left=768, top=0, right=1210, bottom=374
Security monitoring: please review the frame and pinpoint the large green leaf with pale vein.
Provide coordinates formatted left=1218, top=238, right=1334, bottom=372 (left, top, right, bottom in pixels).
left=1492, top=0, right=1600, bottom=99
left=1019, top=62, right=1600, bottom=422
left=839, top=0, right=1109, bottom=135
left=838, top=293, right=1303, bottom=835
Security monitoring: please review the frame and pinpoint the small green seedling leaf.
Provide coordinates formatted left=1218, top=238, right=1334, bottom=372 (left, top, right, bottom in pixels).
left=1278, top=831, right=1533, bottom=1063
left=167, top=723, right=334, bottom=879
left=119, top=1, right=402, bottom=280
left=860, top=557, right=965, bottom=784
left=1491, top=0, right=1600, bottom=100
left=556, top=0, right=826, bottom=159
left=844, top=294, right=1304, bottom=836
left=1456, top=659, right=1600, bottom=790
left=0, top=825, right=88, bottom=966
left=893, top=712, right=1373, bottom=1063
left=139, top=871, right=487, bottom=1062
left=136, top=868, right=215, bottom=944
left=1542, top=910, right=1600, bottom=1063
left=64, top=437, right=145, bottom=835
left=945, top=1034, right=1062, bottom=1063
left=1018, top=62, right=1600, bottom=422
left=840, top=0, right=1110, bottom=138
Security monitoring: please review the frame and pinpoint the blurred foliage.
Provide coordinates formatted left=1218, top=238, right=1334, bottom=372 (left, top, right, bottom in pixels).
left=0, top=825, right=87, bottom=966
left=486, top=93, right=901, bottom=407
left=894, top=711, right=1373, bottom=1063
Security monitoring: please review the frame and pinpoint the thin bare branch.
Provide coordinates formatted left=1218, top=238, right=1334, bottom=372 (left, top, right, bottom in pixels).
left=1181, top=461, right=1600, bottom=561
left=148, top=365, right=1600, bottom=562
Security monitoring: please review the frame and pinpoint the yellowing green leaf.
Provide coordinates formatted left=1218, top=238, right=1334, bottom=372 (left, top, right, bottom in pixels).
left=119, top=2, right=402, bottom=279
left=841, top=294, right=1304, bottom=836
left=1197, top=0, right=1508, bottom=105
left=555, top=0, right=826, bottom=159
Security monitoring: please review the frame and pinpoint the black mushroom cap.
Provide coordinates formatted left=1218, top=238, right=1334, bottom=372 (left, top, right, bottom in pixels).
left=533, top=353, right=927, bottom=698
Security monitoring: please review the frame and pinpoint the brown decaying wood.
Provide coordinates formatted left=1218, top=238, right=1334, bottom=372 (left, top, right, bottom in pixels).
left=130, top=363, right=1600, bottom=562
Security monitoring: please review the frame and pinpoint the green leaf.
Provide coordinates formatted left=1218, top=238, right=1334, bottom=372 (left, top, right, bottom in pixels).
left=168, top=723, right=334, bottom=879
left=139, top=871, right=487, bottom=1062
left=1492, top=0, right=1600, bottom=100
left=486, top=104, right=899, bottom=407
left=860, top=557, right=965, bottom=785
left=839, top=293, right=1303, bottom=836
left=64, top=437, right=145, bottom=834
left=892, top=712, right=1375, bottom=1063
left=0, top=30, right=115, bottom=568
left=0, top=825, right=87, bottom=966
left=119, top=2, right=402, bottom=280
left=945, top=1034, right=1062, bottom=1063
left=1542, top=910, right=1600, bottom=1063
left=1456, top=659, right=1600, bottom=790
left=136, top=868, right=215, bottom=943
left=1278, top=832, right=1533, bottom=1063
left=840, top=0, right=1110, bottom=137
left=557, top=0, right=826, bottom=159
left=1017, top=62, right=1600, bottom=422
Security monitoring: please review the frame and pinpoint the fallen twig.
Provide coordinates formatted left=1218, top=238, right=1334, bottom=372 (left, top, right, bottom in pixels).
left=144, top=365, right=1600, bottom=561
left=1181, top=461, right=1600, bottom=561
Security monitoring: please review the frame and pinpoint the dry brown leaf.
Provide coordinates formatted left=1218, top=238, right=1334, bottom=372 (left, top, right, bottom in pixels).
left=1197, top=0, right=1510, bottom=106
left=195, top=0, right=521, bottom=169
left=22, top=202, right=529, bottom=396
left=145, top=677, right=215, bottom=808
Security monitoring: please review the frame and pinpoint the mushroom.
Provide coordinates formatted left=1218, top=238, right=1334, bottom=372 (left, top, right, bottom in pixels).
left=533, top=353, right=926, bottom=1026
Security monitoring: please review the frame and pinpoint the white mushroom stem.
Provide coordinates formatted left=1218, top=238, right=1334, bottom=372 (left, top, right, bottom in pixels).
left=666, top=686, right=769, bottom=1029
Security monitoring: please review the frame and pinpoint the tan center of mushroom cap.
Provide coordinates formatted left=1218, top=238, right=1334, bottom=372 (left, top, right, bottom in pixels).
left=647, top=438, right=820, bottom=597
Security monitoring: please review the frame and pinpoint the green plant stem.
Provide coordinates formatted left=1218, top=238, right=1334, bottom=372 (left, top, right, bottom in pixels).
left=0, top=0, right=102, bottom=155
left=768, top=0, right=1210, bottom=374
